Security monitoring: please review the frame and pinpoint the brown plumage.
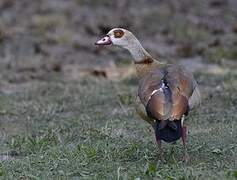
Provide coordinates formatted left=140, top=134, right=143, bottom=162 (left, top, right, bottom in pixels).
left=95, top=28, right=201, bottom=162
left=138, top=63, right=197, bottom=120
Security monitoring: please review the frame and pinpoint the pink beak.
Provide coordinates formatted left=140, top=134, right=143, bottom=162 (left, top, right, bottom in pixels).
left=95, top=35, right=112, bottom=45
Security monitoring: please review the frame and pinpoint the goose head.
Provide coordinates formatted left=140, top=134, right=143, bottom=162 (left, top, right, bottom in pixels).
left=95, top=28, right=136, bottom=48
left=95, top=28, right=152, bottom=62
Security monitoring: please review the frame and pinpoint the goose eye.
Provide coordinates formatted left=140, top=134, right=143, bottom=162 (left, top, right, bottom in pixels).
left=114, top=30, right=124, bottom=38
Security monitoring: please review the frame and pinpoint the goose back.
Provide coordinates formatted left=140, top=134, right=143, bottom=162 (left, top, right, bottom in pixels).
left=138, top=64, right=200, bottom=121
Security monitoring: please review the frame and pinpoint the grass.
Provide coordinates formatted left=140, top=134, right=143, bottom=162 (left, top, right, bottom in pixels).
left=205, top=47, right=237, bottom=64
left=0, top=67, right=236, bottom=179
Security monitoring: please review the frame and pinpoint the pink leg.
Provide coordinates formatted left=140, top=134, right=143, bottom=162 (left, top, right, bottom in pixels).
left=182, top=126, right=187, bottom=146
left=182, top=126, right=189, bottom=163
left=157, top=139, right=164, bottom=161
left=153, top=123, right=164, bottom=161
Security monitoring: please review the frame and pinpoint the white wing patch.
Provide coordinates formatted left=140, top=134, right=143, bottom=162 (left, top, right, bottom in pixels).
left=188, top=86, right=201, bottom=109
left=148, top=81, right=168, bottom=101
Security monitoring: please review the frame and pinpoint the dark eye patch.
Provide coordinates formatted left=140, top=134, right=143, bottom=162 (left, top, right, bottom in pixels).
left=114, top=30, right=124, bottom=38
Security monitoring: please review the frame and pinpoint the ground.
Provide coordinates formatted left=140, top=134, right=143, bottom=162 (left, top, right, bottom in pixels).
left=0, top=0, right=237, bottom=179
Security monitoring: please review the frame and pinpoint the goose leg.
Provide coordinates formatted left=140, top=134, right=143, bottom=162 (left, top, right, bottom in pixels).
left=181, top=117, right=189, bottom=163
left=153, top=122, right=164, bottom=161
left=157, top=139, right=164, bottom=161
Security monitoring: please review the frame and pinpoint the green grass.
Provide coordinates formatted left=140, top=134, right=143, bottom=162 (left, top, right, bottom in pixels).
left=0, top=68, right=236, bottom=179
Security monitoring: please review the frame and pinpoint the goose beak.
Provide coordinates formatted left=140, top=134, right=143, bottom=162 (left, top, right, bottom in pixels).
left=95, top=35, right=112, bottom=45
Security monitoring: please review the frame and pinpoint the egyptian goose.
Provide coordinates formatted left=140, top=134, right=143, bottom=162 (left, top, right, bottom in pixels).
left=95, top=28, right=201, bottom=162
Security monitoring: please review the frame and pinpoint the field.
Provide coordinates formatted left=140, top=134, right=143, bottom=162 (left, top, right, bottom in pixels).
left=0, top=0, right=237, bottom=179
